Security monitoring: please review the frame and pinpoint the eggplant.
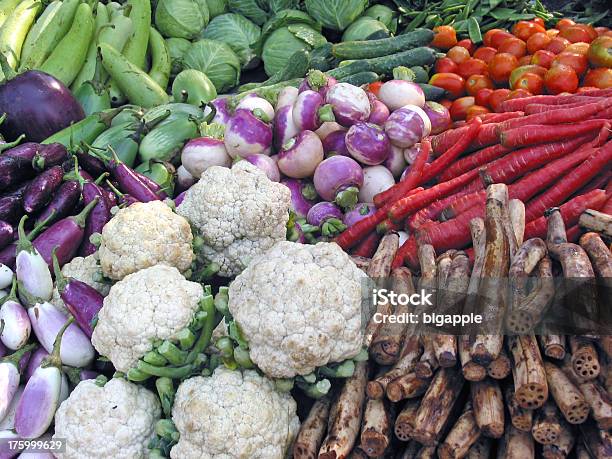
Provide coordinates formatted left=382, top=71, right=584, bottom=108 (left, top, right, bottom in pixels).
left=108, top=153, right=160, bottom=203
left=24, top=348, right=48, bottom=382
left=0, top=282, right=31, bottom=350
left=34, top=180, right=81, bottom=227
left=0, top=156, right=35, bottom=191
left=31, top=143, right=68, bottom=172
left=74, top=149, right=107, bottom=177
left=0, top=189, right=25, bottom=224
left=15, top=217, right=54, bottom=303
left=22, top=166, right=64, bottom=213
left=78, top=182, right=110, bottom=257
left=4, top=143, right=41, bottom=162
left=0, top=221, right=13, bottom=250
left=0, top=265, right=13, bottom=290
left=0, top=344, right=35, bottom=421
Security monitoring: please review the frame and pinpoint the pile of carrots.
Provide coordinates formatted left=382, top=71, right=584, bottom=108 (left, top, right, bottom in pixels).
left=335, top=87, right=612, bottom=268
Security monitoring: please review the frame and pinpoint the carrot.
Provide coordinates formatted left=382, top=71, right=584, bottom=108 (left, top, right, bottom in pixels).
left=523, top=189, right=607, bottom=239
left=593, top=121, right=611, bottom=147
left=377, top=218, right=402, bottom=234
left=575, top=88, right=612, bottom=97
left=566, top=225, right=582, bottom=242
left=524, top=99, right=606, bottom=115
left=441, top=191, right=485, bottom=220
left=601, top=180, right=612, bottom=215
left=480, top=112, right=524, bottom=123
left=438, top=144, right=511, bottom=182
left=524, top=140, right=612, bottom=221
left=496, top=94, right=603, bottom=112
left=391, top=235, right=418, bottom=269
left=500, top=119, right=606, bottom=149
left=592, top=106, right=612, bottom=121
left=352, top=231, right=381, bottom=258
left=576, top=169, right=612, bottom=196
left=373, top=140, right=431, bottom=208
left=431, top=122, right=497, bottom=156
left=407, top=188, right=473, bottom=231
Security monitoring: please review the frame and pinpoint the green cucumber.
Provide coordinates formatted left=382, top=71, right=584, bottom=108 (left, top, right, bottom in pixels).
left=0, top=0, right=40, bottom=69
left=418, top=83, right=446, bottom=101
left=339, top=72, right=379, bottom=86
left=148, top=27, right=171, bottom=89
left=19, top=0, right=62, bottom=66
left=332, top=29, right=434, bottom=60
left=237, top=49, right=310, bottom=93
left=410, top=66, right=429, bottom=84
left=42, top=108, right=123, bottom=147
left=142, top=103, right=203, bottom=127
left=326, top=60, right=371, bottom=80
left=139, top=116, right=199, bottom=162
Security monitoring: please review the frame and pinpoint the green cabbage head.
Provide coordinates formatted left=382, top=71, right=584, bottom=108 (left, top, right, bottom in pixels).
left=183, top=39, right=241, bottom=92
left=262, top=24, right=326, bottom=76
left=305, top=0, right=368, bottom=31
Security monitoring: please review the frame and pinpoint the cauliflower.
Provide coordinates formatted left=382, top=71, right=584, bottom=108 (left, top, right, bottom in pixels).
left=53, top=378, right=161, bottom=459
left=51, top=254, right=110, bottom=312
left=228, top=240, right=366, bottom=378
left=177, top=161, right=291, bottom=277
left=99, top=200, right=194, bottom=280
left=92, top=265, right=203, bottom=373
left=170, top=367, right=299, bottom=459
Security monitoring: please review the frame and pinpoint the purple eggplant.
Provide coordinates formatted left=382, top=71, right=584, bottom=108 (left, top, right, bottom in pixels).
left=278, top=131, right=324, bottom=179
left=78, top=182, right=110, bottom=257
left=0, top=344, right=36, bottom=422
left=34, top=180, right=81, bottom=227
left=384, top=105, right=431, bottom=149
left=344, top=203, right=375, bottom=228
left=245, top=154, right=280, bottom=182
left=280, top=179, right=318, bottom=218
left=53, top=253, right=103, bottom=338
left=322, top=129, right=349, bottom=157
left=133, top=170, right=168, bottom=200
left=24, top=348, right=48, bottom=382
left=0, top=265, right=12, bottom=290
left=313, top=156, right=364, bottom=209
left=0, top=281, right=30, bottom=350
left=15, top=217, right=53, bottom=302
left=368, top=99, right=390, bottom=125
left=174, top=190, right=187, bottom=207
left=326, top=83, right=371, bottom=127
left=298, top=71, right=337, bottom=99
left=74, top=149, right=107, bottom=177
left=31, top=143, right=68, bottom=172
left=0, top=189, right=25, bottom=224
left=0, top=244, right=16, bottom=270
left=345, top=122, right=391, bottom=165
left=108, top=153, right=159, bottom=203
left=0, top=221, right=13, bottom=250
left=306, top=202, right=346, bottom=237
left=292, top=90, right=335, bottom=132
left=224, top=109, right=273, bottom=159
left=4, top=143, right=40, bottom=162
left=22, top=166, right=64, bottom=214
left=0, top=156, right=35, bottom=191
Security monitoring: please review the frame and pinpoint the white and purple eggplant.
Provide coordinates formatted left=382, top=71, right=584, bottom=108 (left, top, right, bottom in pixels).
left=292, top=90, right=335, bottom=132
left=307, top=202, right=346, bottom=237
left=0, top=282, right=30, bottom=350
left=378, top=80, right=426, bottom=111
left=384, top=145, right=408, bottom=178
left=24, top=348, right=47, bottom=382
left=15, top=218, right=53, bottom=303
left=299, top=70, right=337, bottom=99
left=280, top=179, right=318, bottom=218
left=0, top=385, right=22, bottom=430
left=343, top=203, right=375, bottom=228
left=359, top=165, right=396, bottom=203
left=0, top=265, right=12, bottom=290
left=245, top=154, right=280, bottom=182
left=277, top=131, right=324, bottom=179
left=224, top=108, right=273, bottom=159
left=322, top=130, right=349, bottom=157
left=326, top=83, right=371, bottom=127
left=422, top=101, right=451, bottom=135
left=313, top=156, right=364, bottom=209
left=181, top=124, right=231, bottom=178
left=0, top=344, right=35, bottom=422
left=236, top=96, right=275, bottom=122
left=345, top=122, right=391, bottom=165
left=273, top=88, right=300, bottom=151
left=384, top=105, right=431, bottom=148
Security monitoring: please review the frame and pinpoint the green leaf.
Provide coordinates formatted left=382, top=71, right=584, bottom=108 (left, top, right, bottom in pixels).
left=468, top=17, right=482, bottom=43
left=304, top=0, right=369, bottom=31
left=490, top=7, right=517, bottom=20
left=228, top=0, right=269, bottom=25
left=288, top=24, right=327, bottom=48
left=202, top=13, right=261, bottom=67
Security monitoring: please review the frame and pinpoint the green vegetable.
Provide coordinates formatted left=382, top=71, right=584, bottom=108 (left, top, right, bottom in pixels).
left=0, top=0, right=40, bottom=69
left=468, top=17, right=483, bottom=43
left=0, top=0, right=22, bottom=29
left=111, top=105, right=145, bottom=127
left=392, top=66, right=416, bottom=81
left=338, top=71, right=379, bottom=86
left=418, top=83, right=446, bottom=101
left=42, top=108, right=123, bottom=147
left=238, top=49, right=310, bottom=92
left=304, top=0, right=368, bottom=31
left=165, top=37, right=191, bottom=76
left=332, top=28, right=434, bottom=60
left=262, top=25, right=325, bottom=76
left=135, top=161, right=175, bottom=197
left=309, top=43, right=336, bottom=71
left=142, top=103, right=203, bottom=127
left=341, top=17, right=389, bottom=42
left=208, top=0, right=228, bottom=18
left=19, top=0, right=63, bottom=68
left=91, top=122, right=141, bottom=167
left=228, top=0, right=297, bottom=25
left=155, top=0, right=206, bottom=39
left=172, top=69, right=217, bottom=106
left=139, top=116, right=200, bottom=162
left=148, top=27, right=172, bottom=89
left=364, top=4, right=397, bottom=32
left=122, top=0, right=151, bottom=69
left=410, top=66, right=429, bottom=84
left=183, top=39, right=241, bottom=93
left=202, top=13, right=260, bottom=68
left=74, top=58, right=111, bottom=116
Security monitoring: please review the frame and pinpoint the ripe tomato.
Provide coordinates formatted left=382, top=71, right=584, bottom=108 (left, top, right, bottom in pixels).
left=432, top=25, right=457, bottom=50
left=546, top=36, right=571, bottom=54
left=457, top=58, right=489, bottom=79
left=475, top=88, right=494, bottom=107
left=484, top=29, right=506, bottom=47
left=560, top=25, right=596, bottom=44
left=490, top=31, right=515, bottom=49
left=587, top=36, right=612, bottom=68
left=552, top=52, right=588, bottom=76
left=488, top=88, right=511, bottom=111
left=473, top=46, right=497, bottom=64
left=583, top=68, right=612, bottom=89
left=507, top=88, right=532, bottom=100
left=488, top=52, right=519, bottom=85
left=526, top=32, right=552, bottom=54
left=531, top=49, right=556, bottom=68
left=466, top=105, right=490, bottom=120
left=532, top=18, right=545, bottom=27
left=450, top=96, right=476, bottom=121
left=555, top=18, right=575, bottom=31
left=545, top=65, right=578, bottom=94
left=595, top=27, right=610, bottom=36
left=565, top=42, right=590, bottom=56
left=447, top=45, right=471, bottom=64
left=465, top=74, right=494, bottom=96
left=546, top=29, right=560, bottom=38
left=434, top=57, right=459, bottom=74
left=498, top=37, right=527, bottom=58
left=439, top=98, right=453, bottom=110
left=429, top=73, right=466, bottom=99
left=367, top=82, right=383, bottom=97
left=518, top=55, right=533, bottom=66
left=456, top=39, right=475, bottom=54
left=513, top=72, right=544, bottom=94
left=509, top=64, right=547, bottom=88
left=512, top=21, right=546, bottom=41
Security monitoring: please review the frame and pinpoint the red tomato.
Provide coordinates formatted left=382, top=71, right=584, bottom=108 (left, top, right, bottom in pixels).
left=532, top=18, right=545, bottom=27
left=552, top=52, right=588, bottom=76
left=484, top=29, right=506, bottom=47
left=498, top=37, right=527, bottom=58
left=466, top=105, right=490, bottom=120
left=565, top=42, right=590, bottom=56
left=456, top=39, right=475, bottom=54
left=465, top=74, right=494, bottom=96
left=595, top=27, right=610, bottom=36
left=509, top=64, right=547, bottom=88
left=457, top=58, right=489, bottom=79
left=432, top=25, right=457, bottom=50
left=488, top=53, right=519, bottom=85
left=488, top=89, right=511, bottom=112
left=546, top=29, right=560, bottom=38
left=546, top=36, right=571, bottom=54
left=587, top=36, right=612, bottom=68
left=434, top=57, right=459, bottom=74
left=473, top=46, right=497, bottom=64
left=518, top=55, right=533, bottom=66
left=560, top=25, right=596, bottom=44
left=512, top=21, right=546, bottom=41
left=555, top=18, right=576, bottom=31
left=491, top=31, right=515, bottom=49
left=447, top=45, right=471, bottom=64
left=583, top=68, right=612, bottom=89
left=439, top=98, right=453, bottom=109
left=526, top=32, right=552, bottom=54
left=475, top=88, right=494, bottom=107
left=545, top=65, right=578, bottom=94
left=513, top=72, right=544, bottom=94
left=450, top=96, right=476, bottom=121
left=531, top=49, right=556, bottom=68
left=507, top=88, right=533, bottom=99
left=429, top=73, right=466, bottom=99
left=367, top=81, right=383, bottom=97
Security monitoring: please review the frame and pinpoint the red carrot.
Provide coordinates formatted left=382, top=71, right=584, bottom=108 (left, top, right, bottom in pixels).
left=480, top=111, right=524, bottom=123
left=377, top=218, right=402, bottom=234
left=524, top=99, right=606, bottom=115
left=523, top=189, right=607, bottom=239
left=391, top=235, right=418, bottom=269
left=407, top=188, right=473, bottom=230
left=500, top=119, right=606, bottom=149
left=431, top=121, right=497, bottom=156
left=575, top=88, right=612, bottom=97
left=524, top=140, right=612, bottom=221
left=601, top=194, right=612, bottom=216
left=496, top=94, right=604, bottom=112
left=374, top=140, right=431, bottom=207
left=593, top=121, right=611, bottom=147
left=566, top=225, right=581, bottom=242
left=351, top=231, right=381, bottom=258
left=576, top=169, right=612, bottom=196
left=438, top=144, right=511, bottom=182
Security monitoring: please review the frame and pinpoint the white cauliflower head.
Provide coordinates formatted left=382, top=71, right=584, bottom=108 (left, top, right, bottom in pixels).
left=53, top=378, right=161, bottom=459
left=228, top=241, right=366, bottom=378
left=99, top=200, right=194, bottom=280
left=92, top=265, right=203, bottom=373
left=170, top=368, right=299, bottom=459
left=177, top=161, right=291, bottom=277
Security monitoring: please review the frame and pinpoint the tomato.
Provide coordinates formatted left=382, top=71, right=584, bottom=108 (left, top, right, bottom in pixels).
left=552, top=52, right=588, bottom=76
left=491, top=31, right=515, bottom=49
left=498, top=37, right=527, bottom=58
left=447, top=45, right=471, bottom=64
left=457, top=58, right=489, bottom=79
left=475, top=88, right=494, bottom=107
left=513, top=72, right=544, bottom=94
left=555, top=18, right=576, bottom=31
left=456, top=39, right=475, bottom=54
left=546, top=36, right=571, bottom=54
left=450, top=96, right=476, bottom=121
left=488, top=89, right=511, bottom=111
left=466, top=105, right=490, bottom=120
left=465, top=74, right=494, bottom=96
left=518, top=55, right=532, bottom=66
left=560, top=25, right=596, bottom=44
left=429, top=73, right=466, bottom=99
left=595, top=27, right=610, bottom=36
left=546, top=29, right=560, bottom=38
left=434, top=57, right=459, bottom=74
left=564, top=42, right=590, bottom=56
left=488, top=53, right=519, bottom=85
left=439, top=98, right=453, bottom=110
left=526, top=32, right=552, bottom=54
left=367, top=81, right=383, bottom=97
left=473, top=46, right=497, bottom=64
left=532, top=18, right=545, bottom=27
left=432, top=25, right=457, bottom=50
left=531, top=49, right=556, bottom=68
left=576, top=86, right=600, bottom=93
left=512, top=21, right=546, bottom=41
left=509, top=64, right=547, bottom=88
left=544, top=65, right=578, bottom=94
left=587, top=36, right=612, bottom=68
left=583, top=68, right=612, bottom=89
left=507, top=88, right=532, bottom=100
left=484, top=29, right=506, bottom=47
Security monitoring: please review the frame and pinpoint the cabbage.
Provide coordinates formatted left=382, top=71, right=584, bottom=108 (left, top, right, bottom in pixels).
left=183, top=40, right=241, bottom=92
left=202, top=13, right=261, bottom=67
left=166, top=38, right=191, bottom=76
left=341, top=17, right=390, bottom=41
left=207, top=0, right=228, bottom=18
left=155, top=0, right=206, bottom=39
left=227, top=0, right=299, bottom=25
left=365, top=5, right=398, bottom=33
left=304, top=0, right=368, bottom=31
left=262, top=25, right=326, bottom=76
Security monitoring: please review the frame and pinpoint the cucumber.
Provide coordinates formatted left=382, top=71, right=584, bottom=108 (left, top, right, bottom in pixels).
left=326, top=60, right=371, bottom=80
left=142, top=103, right=203, bottom=126
left=237, top=49, right=310, bottom=93
left=148, top=26, right=171, bottom=89
left=309, top=43, right=336, bottom=72
left=339, top=72, right=379, bottom=86
left=139, top=116, right=199, bottom=162
left=19, top=1, right=62, bottom=66
left=0, top=0, right=40, bottom=69
left=418, top=83, right=446, bottom=101
left=332, top=29, right=434, bottom=60
left=410, top=66, right=429, bottom=84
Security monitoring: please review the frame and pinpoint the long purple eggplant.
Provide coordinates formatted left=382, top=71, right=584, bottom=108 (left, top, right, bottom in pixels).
left=15, top=217, right=53, bottom=302
left=22, top=166, right=63, bottom=213
left=31, top=198, right=99, bottom=268
left=24, top=347, right=48, bottom=382
left=0, top=344, right=36, bottom=421
left=53, top=253, right=103, bottom=337
left=0, top=156, right=35, bottom=191
left=133, top=170, right=168, bottom=199
left=0, top=281, right=30, bottom=350
left=78, top=183, right=110, bottom=257
left=4, top=143, right=40, bottom=161
left=34, top=180, right=81, bottom=227
left=0, top=221, right=13, bottom=250
left=0, top=189, right=25, bottom=224
left=0, top=212, right=52, bottom=270
left=108, top=152, right=159, bottom=203
left=31, top=143, right=68, bottom=172
left=74, top=149, right=106, bottom=177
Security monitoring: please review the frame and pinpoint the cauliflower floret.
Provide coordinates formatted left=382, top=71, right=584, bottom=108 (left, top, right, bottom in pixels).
left=53, top=378, right=161, bottom=459
left=170, top=368, right=299, bottom=459
left=51, top=253, right=110, bottom=313
left=92, top=265, right=203, bottom=373
left=99, top=200, right=194, bottom=280
left=228, top=240, right=366, bottom=378
left=177, top=161, right=291, bottom=277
